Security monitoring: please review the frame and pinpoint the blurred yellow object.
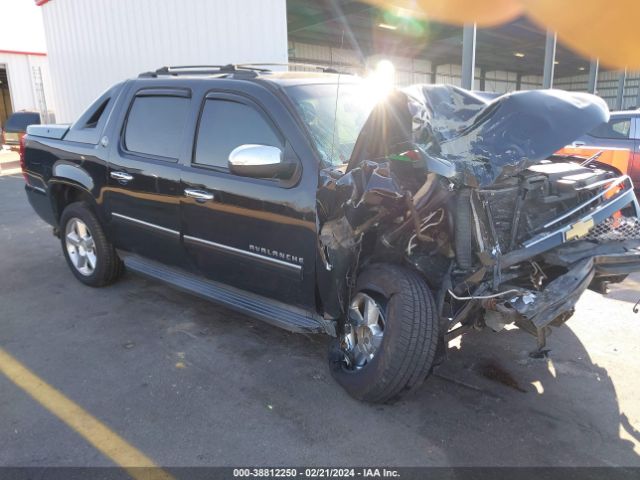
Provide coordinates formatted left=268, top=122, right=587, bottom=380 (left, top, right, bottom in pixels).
left=521, top=0, right=640, bottom=69
left=363, top=0, right=640, bottom=69
left=366, top=0, right=522, bottom=27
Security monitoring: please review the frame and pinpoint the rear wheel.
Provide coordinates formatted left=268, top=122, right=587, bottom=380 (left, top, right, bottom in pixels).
left=328, top=264, right=439, bottom=403
left=60, top=202, right=123, bottom=287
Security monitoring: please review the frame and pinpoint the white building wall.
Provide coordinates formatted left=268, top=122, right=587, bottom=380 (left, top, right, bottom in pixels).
left=40, top=0, right=289, bottom=122
left=0, top=53, right=37, bottom=112
left=0, top=52, right=56, bottom=118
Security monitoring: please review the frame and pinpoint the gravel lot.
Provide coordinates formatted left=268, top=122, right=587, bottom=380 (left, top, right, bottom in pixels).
left=1, top=173, right=639, bottom=467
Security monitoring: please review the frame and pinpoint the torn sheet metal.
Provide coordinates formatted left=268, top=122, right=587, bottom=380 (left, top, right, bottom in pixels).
left=314, top=81, right=640, bottom=349
left=348, top=84, right=610, bottom=188
left=509, top=258, right=594, bottom=333
left=318, top=160, right=406, bottom=226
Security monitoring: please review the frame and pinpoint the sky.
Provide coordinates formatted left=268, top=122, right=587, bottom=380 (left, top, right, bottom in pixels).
left=0, top=0, right=47, bottom=53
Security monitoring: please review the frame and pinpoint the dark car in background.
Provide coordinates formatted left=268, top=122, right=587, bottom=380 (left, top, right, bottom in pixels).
left=2, top=111, right=41, bottom=151
left=572, top=111, right=640, bottom=190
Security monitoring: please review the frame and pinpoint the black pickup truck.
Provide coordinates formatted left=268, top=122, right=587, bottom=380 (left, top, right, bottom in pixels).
left=22, top=65, right=640, bottom=403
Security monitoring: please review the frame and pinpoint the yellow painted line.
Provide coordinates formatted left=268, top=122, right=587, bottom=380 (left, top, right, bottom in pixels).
left=0, top=347, right=173, bottom=480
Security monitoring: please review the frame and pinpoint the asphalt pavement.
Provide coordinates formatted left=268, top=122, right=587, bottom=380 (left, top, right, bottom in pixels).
left=0, top=173, right=639, bottom=467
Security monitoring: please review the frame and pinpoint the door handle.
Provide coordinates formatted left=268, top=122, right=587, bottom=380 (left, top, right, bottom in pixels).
left=110, top=171, right=134, bottom=182
left=184, top=189, right=215, bottom=202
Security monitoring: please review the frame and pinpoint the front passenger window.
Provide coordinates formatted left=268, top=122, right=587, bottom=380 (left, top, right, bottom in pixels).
left=194, top=99, right=282, bottom=169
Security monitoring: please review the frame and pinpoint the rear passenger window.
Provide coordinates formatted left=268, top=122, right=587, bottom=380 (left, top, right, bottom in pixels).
left=124, top=95, right=190, bottom=159
left=194, top=99, right=282, bottom=169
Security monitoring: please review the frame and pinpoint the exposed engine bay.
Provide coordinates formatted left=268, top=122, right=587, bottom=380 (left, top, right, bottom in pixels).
left=315, top=85, right=640, bottom=355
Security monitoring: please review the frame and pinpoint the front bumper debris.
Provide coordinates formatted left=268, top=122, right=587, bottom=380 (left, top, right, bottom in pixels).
left=508, top=258, right=594, bottom=335
left=491, top=242, right=640, bottom=350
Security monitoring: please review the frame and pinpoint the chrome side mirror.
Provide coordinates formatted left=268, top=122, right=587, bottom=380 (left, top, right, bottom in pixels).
left=228, top=144, right=294, bottom=179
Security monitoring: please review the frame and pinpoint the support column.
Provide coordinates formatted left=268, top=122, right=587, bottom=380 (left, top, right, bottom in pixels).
left=542, top=30, right=557, bottom=89
left=616, top=69, right=626, bottom=110
left=587, top=58, right=599, bottom=94
left=479, top=68, right=486, bottom=91
left=430, top=64, right=438, bottom=84
left=461, top=24, right=476, bottom=90
left=516, top=72, right=522, bottom=91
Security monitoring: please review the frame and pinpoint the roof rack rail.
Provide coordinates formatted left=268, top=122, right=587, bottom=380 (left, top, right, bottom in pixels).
left=238, top=62, right=354, bottom=74
left=138, top=64, right=271, bottom=78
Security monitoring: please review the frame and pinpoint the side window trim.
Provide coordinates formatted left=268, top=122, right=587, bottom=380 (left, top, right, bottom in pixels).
left=632, top=117, right=640, bottom=140
left=135, top=87, right=191, bottom=98
left=191, top=92, right=286, bottom=172
left=119, top=87, right=192, bottom=163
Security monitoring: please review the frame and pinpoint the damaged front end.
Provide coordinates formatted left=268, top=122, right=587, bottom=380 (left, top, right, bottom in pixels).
left=313, top=83, right=640, bottom=354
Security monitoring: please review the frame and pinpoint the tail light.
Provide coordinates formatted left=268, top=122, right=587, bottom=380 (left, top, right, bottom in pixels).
left=19, top=134, right=28, bottom=183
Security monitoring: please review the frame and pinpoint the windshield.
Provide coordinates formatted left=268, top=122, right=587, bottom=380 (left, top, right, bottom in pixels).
left=285, top=83, right=377, bottom=166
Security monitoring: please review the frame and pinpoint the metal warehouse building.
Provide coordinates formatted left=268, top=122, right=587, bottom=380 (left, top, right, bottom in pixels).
left=0, top=1, right=56, bottom=127
left=0, top=50, right=56, bottom=126
left=37, top=0, right=638, bottom=123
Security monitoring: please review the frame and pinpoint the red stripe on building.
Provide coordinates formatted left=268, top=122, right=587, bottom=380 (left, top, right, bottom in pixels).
left=0, top=49, right=47, bottom=57
left=35, top=0, right=52, bottom=6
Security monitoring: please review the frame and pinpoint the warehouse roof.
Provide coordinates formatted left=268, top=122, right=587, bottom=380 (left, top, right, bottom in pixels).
left=287, top=0, right=600, bottom=77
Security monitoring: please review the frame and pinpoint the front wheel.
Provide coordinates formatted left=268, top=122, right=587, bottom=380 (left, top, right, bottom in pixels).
left=328, top=264, right=439, bottom=403
left=60, top=202, right=123, bottom=287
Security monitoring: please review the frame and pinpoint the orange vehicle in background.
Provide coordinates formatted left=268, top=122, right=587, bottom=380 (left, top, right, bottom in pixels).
left=557, top=111, right=640, bottom=197
left=556, top=145, right=632, bottom=175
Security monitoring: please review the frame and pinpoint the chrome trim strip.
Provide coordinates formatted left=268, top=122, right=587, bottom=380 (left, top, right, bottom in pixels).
left=111, top=212, right=179, bottom=235
left=29, top=185, right=46, bottom=194
left=543, top=175, right=631, bottom=228
left=183, top=234, right=302, bottom=271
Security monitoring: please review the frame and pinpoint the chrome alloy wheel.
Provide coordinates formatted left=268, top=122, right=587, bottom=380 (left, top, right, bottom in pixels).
left=65, top=218, right=97, bottom=276
left=342, top=292, right=386, bottom=368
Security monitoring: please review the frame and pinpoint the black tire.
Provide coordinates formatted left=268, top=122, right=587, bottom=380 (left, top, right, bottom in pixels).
left=328, top=264, right=439, bottom=403
left=59, top=202, right=123, bottom=287
left=455, top=189, right=474, bottom=271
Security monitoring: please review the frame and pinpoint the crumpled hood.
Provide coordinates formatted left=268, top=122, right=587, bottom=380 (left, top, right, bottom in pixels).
left=347, top=84, right=610, bottom=188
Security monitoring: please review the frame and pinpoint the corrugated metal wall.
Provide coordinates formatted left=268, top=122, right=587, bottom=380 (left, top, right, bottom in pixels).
left=289, top=42, right=544, bottom=93
left=41, top=0, right=288, bottom=122
left=555, top=71, right=640, bottom=109
left=0, top=52, right=56, bottom=120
